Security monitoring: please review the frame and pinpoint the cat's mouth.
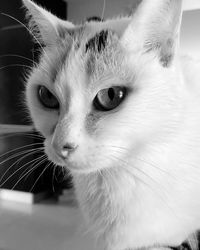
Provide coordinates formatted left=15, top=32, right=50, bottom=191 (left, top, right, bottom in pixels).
left=53, top=157, right=96, bottom=174
left=45, top=146, right=95, bottom=174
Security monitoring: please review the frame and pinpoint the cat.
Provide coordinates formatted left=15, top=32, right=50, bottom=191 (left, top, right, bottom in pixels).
left=22, top=0, right=200, bottom=249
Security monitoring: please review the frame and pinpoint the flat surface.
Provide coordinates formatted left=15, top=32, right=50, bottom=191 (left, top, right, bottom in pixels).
left=0, top=197, right=103, bottom=250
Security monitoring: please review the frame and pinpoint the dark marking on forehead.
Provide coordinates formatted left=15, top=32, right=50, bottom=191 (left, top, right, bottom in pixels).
left=85, top=30, right=121, bottom=77
left=85, top=30, right=109, bottom=53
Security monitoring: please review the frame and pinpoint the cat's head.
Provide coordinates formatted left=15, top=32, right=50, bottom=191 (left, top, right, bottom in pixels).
left=23, top=0, right=183, bottom=174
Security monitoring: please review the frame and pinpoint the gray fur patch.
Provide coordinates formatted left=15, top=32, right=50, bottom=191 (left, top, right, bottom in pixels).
left=85, top=30, right=109, bottom=53
left=85, top=30, right=122, bottom=80
left=144, top=37, right=175, bottom=67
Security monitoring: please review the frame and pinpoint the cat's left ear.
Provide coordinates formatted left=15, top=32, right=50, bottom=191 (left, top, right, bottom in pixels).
left=121, top=0, right=183, bottom=67
left=22, top=0, right=74, bottom=46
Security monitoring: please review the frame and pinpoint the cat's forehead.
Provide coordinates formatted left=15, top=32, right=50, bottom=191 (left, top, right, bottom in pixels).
left=68, top=17, right=131, bottom=41
left=45, top=18, right=131, bottom=88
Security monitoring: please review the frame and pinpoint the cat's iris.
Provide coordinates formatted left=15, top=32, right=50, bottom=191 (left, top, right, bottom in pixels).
left=38, top=86, right=59, bottom=109
left=93, top=87, right=127, bottom=111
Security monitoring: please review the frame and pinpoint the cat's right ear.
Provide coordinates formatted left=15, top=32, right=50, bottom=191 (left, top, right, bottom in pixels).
left=121, top=0, right=183, bottom=67
left=22, top=0, right=74, bottom=46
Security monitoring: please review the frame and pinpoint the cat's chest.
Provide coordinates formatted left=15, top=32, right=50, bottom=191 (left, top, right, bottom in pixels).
left=72, top=157, right=200, bottom=250
left=73, top=170, right=136, bottom=219
left=73, top=170, right=137, bottom=249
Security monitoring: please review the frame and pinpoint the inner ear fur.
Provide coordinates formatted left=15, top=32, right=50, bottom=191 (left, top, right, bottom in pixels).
left=121, top=0, right=183, bottom=67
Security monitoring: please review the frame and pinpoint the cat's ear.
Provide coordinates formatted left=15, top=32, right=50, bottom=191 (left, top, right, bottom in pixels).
left=121, top=0, right=183, bottom=67
left=22, top=0, right=74, bottom=45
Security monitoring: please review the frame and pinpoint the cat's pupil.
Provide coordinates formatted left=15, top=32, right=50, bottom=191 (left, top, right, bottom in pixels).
left=108, top=88, right=115, bottom=100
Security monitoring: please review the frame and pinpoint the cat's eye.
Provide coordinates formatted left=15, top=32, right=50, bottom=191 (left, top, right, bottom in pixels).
left=93, top=86, right=127, bottom=111
left=38, top=86, right=59, bottom=109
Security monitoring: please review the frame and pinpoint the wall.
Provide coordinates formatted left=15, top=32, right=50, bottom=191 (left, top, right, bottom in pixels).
left=67, top=0, right=140, bottom=23
left=181, top=10, right=200, bottom=57
left=0, top=0, right=70, bottom=193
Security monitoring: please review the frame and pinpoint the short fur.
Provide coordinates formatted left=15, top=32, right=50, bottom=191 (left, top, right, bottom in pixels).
left=23, top=0, right=200, bottom=249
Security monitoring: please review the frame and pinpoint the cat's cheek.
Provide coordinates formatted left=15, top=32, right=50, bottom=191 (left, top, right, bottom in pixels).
left=44, top=139, right=65, bottom=166
left=30, top=108, right=59, bottom=138
left=26, top=84, right=59, bottom=137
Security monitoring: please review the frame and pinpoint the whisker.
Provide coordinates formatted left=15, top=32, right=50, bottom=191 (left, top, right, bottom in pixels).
left=61, top=165, right=66, bottom=177
left=30, top=161, right=52, bottom=192
left=116, top=155, right=161, bottom=186
left=103, top=144, right=175, bottom=179
left=0, top=147, right=43, bottom=183
left=1, top=13, right=51, bottom=62
left=107, top=154, right=177, bottom=217
left=0, top=142, right=43, bottom=160
left=11, top=132, right=44, bottom=139
left=97, top=168, right=112, bottom=194
left=0, top=54, right=50, bottom=75
left=52, top=164, right=57, bottom=193
left=9, top=133, right=44, bottom=141
left=0, top=54, right=36, bottom=65
left=24, top=132, right=43, bottom=138
left=102, top=145, right=129, bottom=151
left=0, top=64, right=34, bottom=71
left=134, top=156, right=177, bottom=180
left=52, top=163, right=67, bottom=185
left=12, top=155, right=47, bottom=190
left=19, top=153, right=46, bottom=180
left=23, top=155, right=47, bottom=183
left=101, top=0, right=106, bottom=20
left=17, top=134, right=43, bottom=140
left=0, top=149, right=35, bottom=168
left=106, top=151, right=161, bottom=188
left=23, top=159, right=48, bottom=186
left=0, top=148, right=44, bottom=186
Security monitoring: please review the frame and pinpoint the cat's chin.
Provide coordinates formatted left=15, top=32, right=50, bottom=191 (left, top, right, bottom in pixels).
left=45, top=144, right=110, bottom=175
left=69, top=166, right=99, bottom=175
left=57, top=162, right=102, bottom=175
left=47, top=152, right=101, bottom=175
left=62, top=159, right=103, bottom=175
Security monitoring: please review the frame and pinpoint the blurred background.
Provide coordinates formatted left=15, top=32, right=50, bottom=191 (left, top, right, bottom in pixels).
left=67, top=0, right=200, bottom=57
left=0, top=0, right=71, bottom=196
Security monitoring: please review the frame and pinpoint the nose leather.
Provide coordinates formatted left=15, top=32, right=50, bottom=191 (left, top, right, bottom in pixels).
left=61, top=143, right=77, bottom=158
left=52, top=141, right=77, bottom=159
left=63, top=142, right=77, bottom=152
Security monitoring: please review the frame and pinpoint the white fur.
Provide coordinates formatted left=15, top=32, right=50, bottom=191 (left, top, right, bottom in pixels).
left=23, top=0, right=200, bottom=250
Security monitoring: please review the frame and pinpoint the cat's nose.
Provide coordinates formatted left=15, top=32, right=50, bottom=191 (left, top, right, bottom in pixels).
left=63, top=142, right=77, bottom=152
left=61, top=143, right=77, bottom=158
left=53, top=142, right=78, bottom=159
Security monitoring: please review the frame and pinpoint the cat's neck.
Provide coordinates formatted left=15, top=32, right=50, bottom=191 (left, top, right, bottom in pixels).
left=73, top=167, right=138, bottom=250
left=73, top=133, right=200, bottom=250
